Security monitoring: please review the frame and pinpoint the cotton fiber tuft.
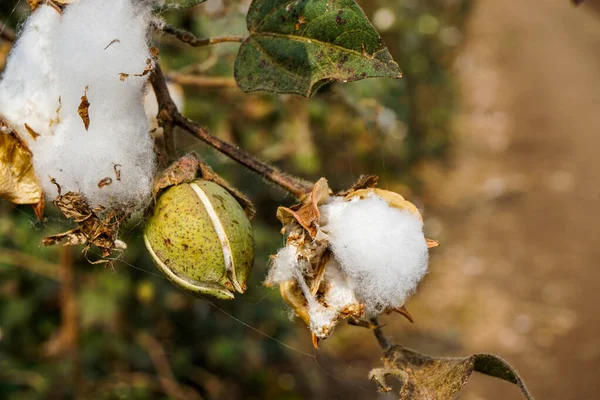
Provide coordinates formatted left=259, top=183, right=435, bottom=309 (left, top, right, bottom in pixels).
left=0, top=0, right=157, bottom=212
left=320, top=193, right=429, bottom=314
left=268, top=179, right=433, bottom=341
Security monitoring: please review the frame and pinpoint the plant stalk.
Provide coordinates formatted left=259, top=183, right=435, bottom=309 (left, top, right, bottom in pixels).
left=371, top=318, right=392, bottom=351
left=160, top=23, right=246, bottom=47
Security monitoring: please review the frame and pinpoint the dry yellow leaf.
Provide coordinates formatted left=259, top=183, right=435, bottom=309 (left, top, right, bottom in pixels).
left=0, top=130, right=43, bottom=207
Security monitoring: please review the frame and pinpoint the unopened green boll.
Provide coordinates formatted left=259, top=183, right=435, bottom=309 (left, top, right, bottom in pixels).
left=144, top=180, right=254, bottom=300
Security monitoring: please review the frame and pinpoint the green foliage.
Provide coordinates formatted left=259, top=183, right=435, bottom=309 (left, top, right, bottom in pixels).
left=235, top=0, right=401, bottom=96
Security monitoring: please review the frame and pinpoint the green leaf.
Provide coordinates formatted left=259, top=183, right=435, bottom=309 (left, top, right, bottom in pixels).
left=370, top=345, right=534, bottom=400
left=234, top=0, right=402, bottom=97
left=153, top=0, right=207, bottom=13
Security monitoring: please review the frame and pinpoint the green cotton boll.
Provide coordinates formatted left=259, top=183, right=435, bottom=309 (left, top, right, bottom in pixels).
left=144, top=180, right=254, bottom=300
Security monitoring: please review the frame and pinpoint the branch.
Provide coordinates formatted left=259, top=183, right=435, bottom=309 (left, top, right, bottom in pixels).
left=149, top=63, right=313, bottom=200
left=167, top=74, right=238, bottom=89
left=159, top=23, right=246, bottom=47
left=371, top=317, right=392, bottom=351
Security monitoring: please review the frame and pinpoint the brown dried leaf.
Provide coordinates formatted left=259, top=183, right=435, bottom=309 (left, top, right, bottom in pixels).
left=24, top=123, right=41, bottom=141
left=119, top=73, right=129, bottom=81
left=97, top=177, right=113, bottom=188
left=78, top=86, right=90, bottom=131
left=370, top=345, right=534, bottom=400
left=134, top=58, right=154, bottom=77
left=27, top=0, right=42, bottom=10
left=28, top=0, right=70, bottom=12
left=32, top=197, right=45, bottom=220
left=114, top=164, right=121, bottom=181
left=426, top=238, right=440, bottom=249
left=338, top=175, right=379, bottom=196
left=276, top=177, right=331, bottom=237
left=0, top=129, right=43, bottom=207
left=42, top=229, right=87, bottom=247
left=49, top=185, right=91, bottom=222
left=44, top=185, right=128, bottom=261
left=149, top=46, right=160, bottom=60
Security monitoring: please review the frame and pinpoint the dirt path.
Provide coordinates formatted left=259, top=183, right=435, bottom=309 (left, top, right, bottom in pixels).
left=400, top=1, right=600, bottom=399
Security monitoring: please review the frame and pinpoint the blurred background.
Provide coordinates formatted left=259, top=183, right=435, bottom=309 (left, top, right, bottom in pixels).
left=1, top=0, right=599, bottom=398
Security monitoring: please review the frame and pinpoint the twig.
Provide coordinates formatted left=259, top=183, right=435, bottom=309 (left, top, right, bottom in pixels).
left=138, top=332, right=204, bottom=400
left=371, top=317, right=392, bottom=351
left=167, top=74, right=238, bottom=89
left=160, top=23, right=246, bottom=47
left=0, top=26, right=16, bottom=43
left=149, top=63, right=313, bottom=200
left=159, top=107, right=177, bottom=164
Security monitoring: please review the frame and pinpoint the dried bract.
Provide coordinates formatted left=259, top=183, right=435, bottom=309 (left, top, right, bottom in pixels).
left=0, top=122, right=44, bottom=218
left=43, top=179, right=128, bottom=263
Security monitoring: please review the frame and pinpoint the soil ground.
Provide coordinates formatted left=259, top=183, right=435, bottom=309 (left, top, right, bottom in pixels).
left=405, top=0, right=600, bottom=398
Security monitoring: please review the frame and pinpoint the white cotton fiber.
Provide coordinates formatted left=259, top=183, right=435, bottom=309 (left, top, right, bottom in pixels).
left=319, top=194, right=428, bottom=314
left=0, top=0, right=157, bottom=212
left=295, top=259, right=360, bottom=338
left=307, top=260, right=359, bottom=335
left=0, top=5, right=61, bottom=145
left=267, top=244, right=305, bottom=285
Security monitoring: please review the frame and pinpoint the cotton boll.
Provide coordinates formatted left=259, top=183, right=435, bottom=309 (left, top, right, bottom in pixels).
left=320, top=193, right=429, bottom=315
left=25, top=0, right=157, bottom=211
left=0, top=0, right=157, bottom=211
left=0, top=5, right=61, bottom=145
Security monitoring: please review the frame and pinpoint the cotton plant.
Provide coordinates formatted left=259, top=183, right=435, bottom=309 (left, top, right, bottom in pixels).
left=266, top=177, right=439, bottom=346
left=0, top=1, right=534, bottom=398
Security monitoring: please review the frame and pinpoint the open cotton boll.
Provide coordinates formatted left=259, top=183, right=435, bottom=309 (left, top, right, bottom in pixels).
left=36, top=0, right=155, bottom=211
left=0, top=5, right=61, bottom=145
left=319, top=193, right=429, bottom=315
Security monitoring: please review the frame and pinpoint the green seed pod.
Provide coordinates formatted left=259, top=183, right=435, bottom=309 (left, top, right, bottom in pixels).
left=143, top=179, right=254, bottom=300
